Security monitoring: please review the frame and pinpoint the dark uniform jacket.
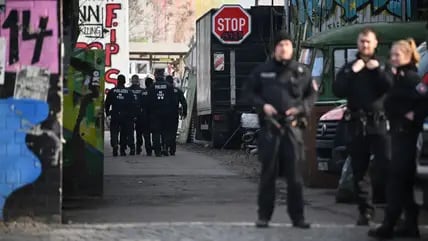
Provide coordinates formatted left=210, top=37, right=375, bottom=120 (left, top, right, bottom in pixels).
left=246, top=59, right=317, bottom=126
left=333, top=56, right=393, bottom=112
left=147, top=79, right=175, bottom=115
left=105, top=86, right=133, bottom=119
left=384, top=63, right=428, bottom=132
left=172, top=87, right=187, bottom=117
left=128, top=85, right=144, bottom=118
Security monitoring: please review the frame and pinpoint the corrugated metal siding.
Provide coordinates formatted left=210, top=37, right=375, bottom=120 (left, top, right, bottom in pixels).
left=196, top=12, right=212, bottom=115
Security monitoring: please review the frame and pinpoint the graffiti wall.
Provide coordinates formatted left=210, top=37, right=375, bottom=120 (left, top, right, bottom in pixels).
left=63, top=49, right=104, bottom=197
left=0, top=0, right=62, bottom=221
left=77, top=0, right=129, bottom=89
left=292, top=0, right=412, bottom=36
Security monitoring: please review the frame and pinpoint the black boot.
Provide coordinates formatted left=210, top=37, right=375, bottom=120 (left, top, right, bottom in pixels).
left=357, top=210, right=374, bottom=226
left=147, top=151, right=153, bottom=156
left=120, top=148, right=127, bottom=156
left=130, top=148, right=135, bottom=156
left=395, top=207, right=420, bottom=238
left=368, top=225, right=393, bottom=239
left=293, top=219, right=311, bottom=229
left=255, top=219, right=269, bottom=228
left=136, top=147, right=142, bottom=155
left=113, top=147, right=118, bottom=157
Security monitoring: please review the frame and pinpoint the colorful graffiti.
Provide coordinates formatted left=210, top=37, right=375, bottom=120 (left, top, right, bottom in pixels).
left=0, top=98, right=48, bottom=219
left=321, top=0, right=411, bottom=21
left=291, top=0, right=412, bottom=35
left=0, top=0, right=61, bottom=220
left=63, top=49, right=104, bottom=196
left=76, top=0, right=129, bottom=90
left=1, top=0, right=58, bottom=73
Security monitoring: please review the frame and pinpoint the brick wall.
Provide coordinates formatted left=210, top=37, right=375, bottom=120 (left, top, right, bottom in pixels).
left=0, top=0, right=62, bottom=222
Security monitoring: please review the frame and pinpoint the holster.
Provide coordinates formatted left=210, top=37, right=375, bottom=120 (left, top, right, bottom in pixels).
left=343, top=109, right=389, bottom=136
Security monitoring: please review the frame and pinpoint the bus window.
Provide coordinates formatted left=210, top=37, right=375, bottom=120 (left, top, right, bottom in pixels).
left=333, top=48, right=358, bottom=76
left=299, top=48, right=313, bottom=66
left=311, top=50, right=324, bottom=87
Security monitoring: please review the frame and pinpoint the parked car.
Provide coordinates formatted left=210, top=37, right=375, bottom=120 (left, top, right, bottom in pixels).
left=316, top=42, right=428, bottom=175
left=416, top=42, right=428, bottom=179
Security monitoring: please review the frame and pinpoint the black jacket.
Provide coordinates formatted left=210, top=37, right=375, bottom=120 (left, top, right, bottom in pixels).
left=384, top=63, right=427, bottom=131
left=172, top=87, right=187, bottom=116
left=333, top=56, right=393, bottom=112
left=128, top=85, right=144, bottom=118
left=105, top=86, right=133, bottom=119
left=246, top=59, right=317, bottom=124
left=147, top=79, right=175, bottom=116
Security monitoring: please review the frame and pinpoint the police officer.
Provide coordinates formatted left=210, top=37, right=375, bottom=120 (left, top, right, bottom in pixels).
left=165, top=75, right=187, bottom=156
left=246, top=31, right=317, bottom=229
left=369, top=39, right=427, bottom=239
left=105, top=74, right=133, bottom=156
left=128, top=74, right=144, bottom=156
left=140, top=75, right=154, bottom=156
left=333, top=27, right=393, bottom=226
left=147, top=70, right=175, bottom=157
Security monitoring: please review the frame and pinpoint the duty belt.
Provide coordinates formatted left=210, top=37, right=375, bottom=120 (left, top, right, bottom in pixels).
left=343, top=110, right=389, bottom=136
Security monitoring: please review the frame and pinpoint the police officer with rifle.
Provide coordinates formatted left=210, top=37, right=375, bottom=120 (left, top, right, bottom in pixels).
left=246, top=31, right=317, bottom=229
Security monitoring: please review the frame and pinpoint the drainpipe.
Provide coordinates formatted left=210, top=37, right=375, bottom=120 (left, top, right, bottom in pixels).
left=401, top=0, right=406, bottom=21
left=284, top=0, right=289, bottom=32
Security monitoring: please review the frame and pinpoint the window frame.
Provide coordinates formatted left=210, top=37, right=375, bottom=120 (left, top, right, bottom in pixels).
left=332, top=47, right=358, bottom=80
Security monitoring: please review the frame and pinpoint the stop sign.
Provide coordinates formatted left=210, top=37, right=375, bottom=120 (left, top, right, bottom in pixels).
left=212, top=5, right=251, bottom=44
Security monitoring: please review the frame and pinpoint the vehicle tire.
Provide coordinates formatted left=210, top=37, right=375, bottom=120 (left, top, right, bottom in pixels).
left=212, top=130, right=226, bottom=149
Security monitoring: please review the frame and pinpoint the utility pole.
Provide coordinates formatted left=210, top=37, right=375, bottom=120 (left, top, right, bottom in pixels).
left=284, top=0, right=289, bottom=31
left=255, top=0, right=259, bottom=6
left=401, top=0, right=406, bottom=21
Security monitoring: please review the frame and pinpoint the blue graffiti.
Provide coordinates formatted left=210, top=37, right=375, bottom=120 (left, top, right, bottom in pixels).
left=292, top=0, right=411, bottom=24
left=324, top=0, right=412, bottom=21
left=0, top=98, right=48, bottom=220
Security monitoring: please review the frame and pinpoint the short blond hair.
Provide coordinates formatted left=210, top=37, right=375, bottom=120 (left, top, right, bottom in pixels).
left=392, top=38, right=420, bottom=64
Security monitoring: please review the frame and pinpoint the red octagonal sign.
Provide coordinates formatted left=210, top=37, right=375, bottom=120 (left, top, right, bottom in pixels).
left=212, top=5, right=252, bottom=44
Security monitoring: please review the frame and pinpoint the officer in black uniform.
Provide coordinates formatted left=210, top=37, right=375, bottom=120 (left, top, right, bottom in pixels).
left=140, top=75, right=154, bottom=156
left=147, top=70, right=175, bottom=157
left=128, top=74, right=144, bottom=156
left=369, top=39, right=428, bottom=239
left=165, top=75, right=187, bottom=156
left=105, top=74, right=133, bottom=156
left=333, top=27, right=393, bottom=226
left=246, top=31, right=317, bottom=229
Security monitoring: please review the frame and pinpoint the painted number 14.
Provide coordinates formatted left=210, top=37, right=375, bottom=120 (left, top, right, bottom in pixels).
left=2, top=10, right=53, bottom=65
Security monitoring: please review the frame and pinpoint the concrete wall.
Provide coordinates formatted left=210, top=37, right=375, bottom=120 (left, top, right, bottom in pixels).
left=0, top=0, right=62, bottom=222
